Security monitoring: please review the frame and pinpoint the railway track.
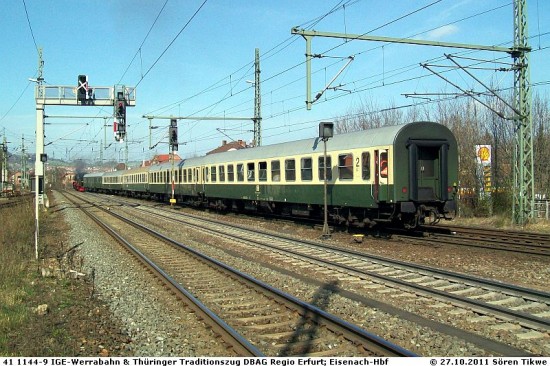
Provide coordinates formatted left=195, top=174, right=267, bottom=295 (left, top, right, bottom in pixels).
left=63, top=191, right=414, bottom=357
left=418, top=225, right=550, bottom=257
left=0, top=193, right=33, bottom=209
left=96, top=196, right=549, bottom=355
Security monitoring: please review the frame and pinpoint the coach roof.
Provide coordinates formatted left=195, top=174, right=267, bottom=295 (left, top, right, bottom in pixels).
left=188, top=122, right=444, bottom=165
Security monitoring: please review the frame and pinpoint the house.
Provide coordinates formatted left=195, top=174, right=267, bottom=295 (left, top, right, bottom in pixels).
left=141, top=154, right=181, bottom=167
left=206, top=140, right=248, bottom=155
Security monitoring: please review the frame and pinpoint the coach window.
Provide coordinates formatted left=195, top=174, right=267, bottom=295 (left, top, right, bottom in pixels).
left=301, top=157, right=313, bottom=181
left=380, top=151, right=388, bottom=178
left=271, top=160, right=281, bottom=182
left=247, top=162, right=255, bottom=182
left=318, top=156, right=332, bottom=180
left=418, top=147, right=436, bottom=177
left=219, top=165, right=225, bottom=182
left=211, top=165, right=217, bottom=182
left=187, top=169, right=192, bottom=183
left=228, top=164, right=234, bottom=182
left=259, top=161, right=267, bottom=181
left=237, top=164, right=244, bottom=182
left=338, top=153, right=353, bottom=180
left=285, top=159, right=296, bottom=181
left=362, top=152, right=371, bottom=180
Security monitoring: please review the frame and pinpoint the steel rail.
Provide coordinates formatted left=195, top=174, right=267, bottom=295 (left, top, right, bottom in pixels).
left=63, top=192, right=265, bottom=357
left=105, top=208, right=416, bottom=357
left=132, top=205, right=550, bottom=331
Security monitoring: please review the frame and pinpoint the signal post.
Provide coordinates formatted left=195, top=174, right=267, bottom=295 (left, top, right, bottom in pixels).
left=169, top=119, right=178, bottom=207
left=33, top=76, right=136, bottom=259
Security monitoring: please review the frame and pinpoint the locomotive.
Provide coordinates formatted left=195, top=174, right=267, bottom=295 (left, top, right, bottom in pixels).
left=83, top=121, right=458, bottom=229
left=72, top=181, right=85, bottom=192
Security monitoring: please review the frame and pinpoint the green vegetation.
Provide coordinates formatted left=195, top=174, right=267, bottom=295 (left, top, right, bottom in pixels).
left=0, top=202, right=35, bottom=356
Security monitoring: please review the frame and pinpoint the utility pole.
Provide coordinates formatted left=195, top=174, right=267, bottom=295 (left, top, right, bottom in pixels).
left=253, top=48, right=262, bottom=147
left=21, top=135, right=27, bottom=190
left=292, top=0, right=533, bottom=225
left=144, top=49, right=262, bottom=148
left=512, top=0, right=533, bottom=226
left=1, top=133, right=7, bottom=195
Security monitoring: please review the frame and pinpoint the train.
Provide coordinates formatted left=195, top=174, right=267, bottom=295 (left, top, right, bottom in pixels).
left=83, top=121, right=458, bottom=229
left=72, top=181, right=85, bottom=192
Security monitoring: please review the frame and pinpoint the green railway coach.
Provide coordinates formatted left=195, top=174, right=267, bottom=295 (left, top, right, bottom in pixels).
left=84, top=121, right=458, bottom=228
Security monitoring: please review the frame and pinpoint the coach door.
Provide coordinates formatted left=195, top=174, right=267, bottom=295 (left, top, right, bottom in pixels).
left=374, top=149, right=389, bottom=202
left=192, top=167, right=201, bottom=195
left=408, top=140, right=448, bottom=202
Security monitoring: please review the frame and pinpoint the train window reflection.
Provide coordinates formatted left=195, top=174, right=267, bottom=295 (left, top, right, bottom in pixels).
left=219, top=165, right=225, bottom=182
left=362, top=152, right=370, bottom=180
left=259, top=161, right=267, bottom=181
left=380, top=152, right=388, bottom=178
left=338, top=153, right=353, bottom=180
left=228, top=165, right=234, bottom=182
left=237, top=164, right=244, bottom=182
left=271, top=160, right=281, bottom=182
left=211, top=165, right=217, bottom=182
left=285, top=159, right=296, bottom=181
left=301, top=157, right=312, bottom=181
left=318, top=156, right=332, bottom=181
left=247, top=162, right=255, bottom=181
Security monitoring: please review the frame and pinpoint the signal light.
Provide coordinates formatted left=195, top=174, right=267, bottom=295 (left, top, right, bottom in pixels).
left=116, top=101, right=126, bottom=119
left=77, top=75, right=88, bottom=101
left=114, top=95, right=126, bottom=142
left=169, top=119, right=178, bottom=151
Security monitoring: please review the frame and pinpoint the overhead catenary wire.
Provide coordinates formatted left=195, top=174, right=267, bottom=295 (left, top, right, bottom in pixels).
left=134, top=0, right=209, bottom=89
left=175, top=0, right=499, bottom=122
left=118, top=0, right=169, bottom=84
left=22, top=0, right=39, bottom=53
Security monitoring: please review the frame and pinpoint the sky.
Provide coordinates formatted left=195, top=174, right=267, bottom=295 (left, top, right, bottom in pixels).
left=1, top=0, right=549, bottom=165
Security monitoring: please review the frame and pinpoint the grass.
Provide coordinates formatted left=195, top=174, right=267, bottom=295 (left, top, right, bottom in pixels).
left=451, top=213, right=550, bottom=233
left=0, top=201, right=36, bottom=356
left=0, top=193, right=133, bottom=356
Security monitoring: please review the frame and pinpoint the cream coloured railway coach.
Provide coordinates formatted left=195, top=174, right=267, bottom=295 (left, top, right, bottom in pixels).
left=84, top=122, right=458, bottom=229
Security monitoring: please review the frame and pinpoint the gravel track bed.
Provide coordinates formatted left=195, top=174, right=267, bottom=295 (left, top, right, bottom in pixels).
left=65, top=192, right=550, bottom=356
left=110, top=203, right=495, bottom=356
left=56, top=192, right=232, bottom=356
left=115, top=203, right=550, bottom=356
